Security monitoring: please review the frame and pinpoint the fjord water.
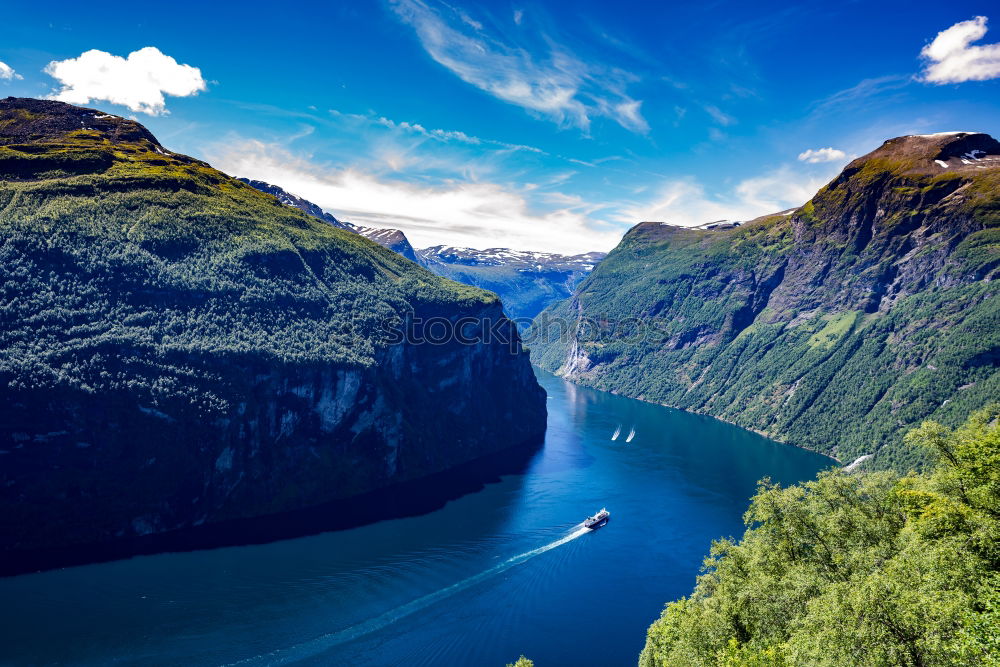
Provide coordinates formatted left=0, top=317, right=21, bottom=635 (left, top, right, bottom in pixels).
left=0, top=370, right=830, bottom=666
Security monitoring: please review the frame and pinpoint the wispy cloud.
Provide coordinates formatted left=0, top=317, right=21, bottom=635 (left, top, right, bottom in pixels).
left=617, top=164, right=839, bottom=227
left=704, top=104, right=736, bottom=126
left=369, top=112, right=548, bottom=154
left=812, top=75, right=911, bottom=115
left=920, top=15, right=1000, bottom=84
left=389, top=0, right=648, bottom=133
left=44, top=46, right=206, bottom=115
left=206, top=139, right=623, bottom=253
left=798, top=147, right=847, bottom=163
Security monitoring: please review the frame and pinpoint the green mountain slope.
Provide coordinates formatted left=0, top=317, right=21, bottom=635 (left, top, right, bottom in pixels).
left=532, top=132, right=1000, bottom=469
left=0, top=98, right=546, bottom=569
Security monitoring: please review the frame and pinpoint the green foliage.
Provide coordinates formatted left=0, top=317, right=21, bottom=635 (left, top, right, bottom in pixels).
left=0, top=106, right=496, bottom=418
left=806, top=311, right=860, bottom=349
left=505, top=656, right=535, bottom=667
left=639, top=406, right=1000, bottom=666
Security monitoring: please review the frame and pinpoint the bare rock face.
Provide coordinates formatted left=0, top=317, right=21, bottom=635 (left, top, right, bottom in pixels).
left=533, top=132, right=1000, bottom=470
left=0, top=98, right=546, bottom=572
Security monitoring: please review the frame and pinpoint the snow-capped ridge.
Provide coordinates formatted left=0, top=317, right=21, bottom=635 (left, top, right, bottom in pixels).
left=417, top=245, right=606, bottom=270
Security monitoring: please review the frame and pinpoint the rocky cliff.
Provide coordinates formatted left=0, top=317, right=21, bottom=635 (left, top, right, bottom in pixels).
left=533, top=132, right=999, bottom=469
left=0, top=98, right=547, bottom=571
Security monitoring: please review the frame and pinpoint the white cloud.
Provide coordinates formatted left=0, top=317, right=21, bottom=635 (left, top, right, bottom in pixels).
left=704, top=104, right=735, bottom=126
left=389, top=0, right=648, bottom=133
left=45, top=46, right=206, bottom=115
left=374, top=116, right=481, bottom=145
left=797, top=147, right=847, bottom=163
left=920, top=16, right=1000, bottom=84
left=206, top=139, right=623, bottom=254
left=0, top=61, right=22, bottom=81
left=513, top=9, right=524, bottom=25
left=328, top=107, right=553, bottom=157
left=617, top=165, right=838, bottom=227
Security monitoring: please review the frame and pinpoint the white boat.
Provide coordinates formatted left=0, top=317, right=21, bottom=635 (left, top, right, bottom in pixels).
left=583, top=508, right=610, bottom=529
left=611, top=425, right=622, bottom=440
left=625, top=427, right=636, bottom=442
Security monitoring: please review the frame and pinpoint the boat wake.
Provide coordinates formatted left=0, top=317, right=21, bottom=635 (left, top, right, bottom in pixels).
left=611, top=424, right=622, bottom=440
left=625, top=427, right=636, bottom=443
left=226, top=524, right=592, bottom=666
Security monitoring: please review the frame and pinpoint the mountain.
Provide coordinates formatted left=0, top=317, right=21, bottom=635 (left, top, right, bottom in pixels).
left=0, top=97, right=546, bottom=571
left=417, top=246, right=606, bottom=323
left=355, top=226, right=419, bottom=263
left=237, top=178, right=419, bottom=262
left=239, top=179, right=606, bottom=322
left=236, top=178, right=356, bottom=231
left=533, top=132, right=1000, bottom=470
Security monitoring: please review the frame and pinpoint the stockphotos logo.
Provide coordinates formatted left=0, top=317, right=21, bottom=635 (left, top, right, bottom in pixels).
left=371, top=310, right=681, bottom=352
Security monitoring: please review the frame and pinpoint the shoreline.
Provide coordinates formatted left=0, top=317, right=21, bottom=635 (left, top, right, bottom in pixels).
left=536, top=365, right=843, bottom=466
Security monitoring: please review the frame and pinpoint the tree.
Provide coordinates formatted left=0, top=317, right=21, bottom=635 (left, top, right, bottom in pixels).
left=506, top=656, right=534, bottom=667
left=640, top=404, right=1000, bottom=666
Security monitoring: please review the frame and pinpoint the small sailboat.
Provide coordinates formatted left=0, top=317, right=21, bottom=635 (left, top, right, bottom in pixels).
left=625, top=427, right=636, bottom=443
left=611, top=424, right=622, bottom=441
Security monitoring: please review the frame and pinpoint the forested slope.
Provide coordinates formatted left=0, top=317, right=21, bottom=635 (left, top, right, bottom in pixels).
left=0, top=98, right=546, bottom=570
left=534, top=132, right=1000, bottom=469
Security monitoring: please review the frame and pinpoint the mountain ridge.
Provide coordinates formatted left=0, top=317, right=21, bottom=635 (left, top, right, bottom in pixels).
left=235, top=178, right=420, bottom=261
left=532, top=130, right=1000, bottom=470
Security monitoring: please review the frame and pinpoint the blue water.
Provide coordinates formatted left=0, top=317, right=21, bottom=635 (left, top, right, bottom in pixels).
left=0, top=369, right=831, bottom=666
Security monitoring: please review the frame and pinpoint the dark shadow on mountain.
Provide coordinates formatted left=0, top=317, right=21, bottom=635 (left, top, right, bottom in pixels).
left=2, top=437, right=545, bottom=577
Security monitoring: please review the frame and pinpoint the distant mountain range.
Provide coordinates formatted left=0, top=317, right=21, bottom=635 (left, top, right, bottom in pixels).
left=533, top=131, right=1000, bottom=471
left=417, top=245, right=604, bottom=272
left=240, top=179, right=606, bottom=322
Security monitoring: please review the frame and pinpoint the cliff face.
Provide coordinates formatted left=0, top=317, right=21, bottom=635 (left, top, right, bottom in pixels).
left=533, top=132, right=999, bottom=469
left=0, top=98, right=546, bottom=565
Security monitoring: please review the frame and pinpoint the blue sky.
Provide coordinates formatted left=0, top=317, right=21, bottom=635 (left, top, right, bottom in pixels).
left=2, top=1, right=1000, bottom=253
